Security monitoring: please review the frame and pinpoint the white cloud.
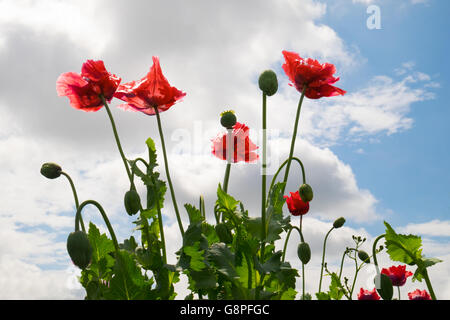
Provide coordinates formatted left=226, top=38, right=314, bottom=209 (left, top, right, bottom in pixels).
left=398, top=220, right=450, bottom=237
left=0, top=0, right=445, bottom=300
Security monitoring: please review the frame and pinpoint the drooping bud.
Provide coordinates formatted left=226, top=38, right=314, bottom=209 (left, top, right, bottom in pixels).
left=67, top=231, right=93, bottom=269
left=40, top=162, right=62, bottom=179
left=215, top=223, right=233, bottom=244
left=298, top=183, right=314, bottom=202
left=297, top=242, right=311, bottom=264
left=333, top=217, right=346, bottom=229
left=220, top=110, right=237, bottom=129
left=258, top=70, right=278, bottom=96
left=124, top=189, right=141, bottom=216
left=374, top=273, right=393, bottom=300
left=358, top=250, right=370, bottom=263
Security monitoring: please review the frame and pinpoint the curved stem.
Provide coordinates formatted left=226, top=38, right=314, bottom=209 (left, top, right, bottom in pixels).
left=74, top=199, right=131, bottom=300
left=281, top=86, right=306, bottom=194
left=153, top=106, right=184, bottom=237
left=100, top=95, right=134, bottom=189
left=267, top=157, right=306, bottom=207
left=318, top=226, right=335, bottom=293
left=397, top=286, right=401, bottom=300
left=61, top=171, right=85, bottom=233
left=338, top=248, right=349, bottom=280
left=372, top=234, right=385, bottom=274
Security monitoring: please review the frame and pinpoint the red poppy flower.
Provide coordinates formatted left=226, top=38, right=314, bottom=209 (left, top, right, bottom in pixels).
left=284, top=191, right=310, bottom=216
left=114, top=56, right=186, bottom=115
left=408, top=289, right=432, bottom=300
left=281, top=50, right=346, bottom=99
left=357, top=288, right=380, bottom=300
left=56, top=60, right=121, bottom=111
left=211, top=122, right=259, bottom=163
left=381, top=265, right=413, bottom=287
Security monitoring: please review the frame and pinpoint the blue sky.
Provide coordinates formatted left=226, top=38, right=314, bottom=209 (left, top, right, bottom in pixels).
left=0, top=0, right=448, bottom=299
left=324, top=0, right=449, bottom=235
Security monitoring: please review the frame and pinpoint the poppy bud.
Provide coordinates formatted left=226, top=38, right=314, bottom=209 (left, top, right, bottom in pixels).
left=297, top=242, right=311, bottom=264
left=298, top=184, right=313, bottom=202
left=374, top=273, right=393, bottom=300
left=358, top=250, right=370, bottom=263
left=333, top=217, right=346, bottom=229
left=215, top=223, right=233, bottom=244
left=40, top=162, right=62, bottom=179
left=67, top=231, right=93, bottom=269
left=258, top=70, right=278, bottom=96
left=124, top=189, right=141, bottom=216
left=220, top=110, right=237, bottom=129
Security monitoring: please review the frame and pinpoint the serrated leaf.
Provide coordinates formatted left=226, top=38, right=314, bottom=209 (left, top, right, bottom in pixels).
left=384, top=221, right=422, bottom=265
left=88, top=222, right=115, bottom=264
left=184, top=203, right=203, bottom=224
left=280, top=287, right=297, bottom=300
left=217, top=184, right=239, bottom=213
left=255, top=251, right=283, bottom=274
left=183, top=243, right=206, bottom=272
left=207, top=243, right=238, bottom=280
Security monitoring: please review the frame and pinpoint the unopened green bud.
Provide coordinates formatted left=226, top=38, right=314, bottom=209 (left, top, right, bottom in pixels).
left=67, top=231, right=92, bottom=269
left=358, top=250, right=370, bottom=263
left=375, top=273, right=393, bottom=300
left=40, top=162, right=62, bottom=179
left=220, top=110, right=237, bottom=129
left=124, top=190, right=141, bottom=216
left=258, top=70, right=278, bottom=96
left=333, top=217, right=346, bottom=229
left=297, top=242, right=311, bottom=264
left=299, top=184, right=313, bottom=202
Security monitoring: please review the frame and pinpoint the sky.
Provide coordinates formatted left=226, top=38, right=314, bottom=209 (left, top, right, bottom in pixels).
left=0, top=0, right=448, bottom=299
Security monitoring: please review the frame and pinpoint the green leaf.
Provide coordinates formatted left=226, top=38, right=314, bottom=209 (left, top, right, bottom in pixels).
left=189, top=269, right=217, bottom=290
left=216, top=184, right=239, bottom=213
left=184, top=203, right=203, bottom=224
left=280, top=287, right=297, bottom=300
left=255, top=251, right=282, bottom=274
left=87, top=222, right=115, bottom=265
left=120, top=236, right=138, bottom=253
left=329, top=273, right=345, bottom=300
left=183, top=243, right=206, bottom=272
left=207, top=243, right=238, bottom=280
left=316, top=292, right=331, bottom=300
left=384, top=221, right=422, bottom=265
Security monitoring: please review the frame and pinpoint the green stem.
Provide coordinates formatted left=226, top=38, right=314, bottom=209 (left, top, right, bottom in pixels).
left=421, top=268, right=437, bottom=300
left=61, top=171, right=85, bottom=233
left=397, top=286, right=401, bottom=300
left=318, top=226, right=335, bottom=293
left=153, top=106, right=184, bottom=237
left=261, top=93, right=268, bottom=264
left=267, top=157, right=306, bottom=207
left=75, top=200, right=120, bottom=252
left=223, top=163, right=231, bottom=194
left=281, top=86, right=306, bottom=194
left=300, top=215, right=305, bottom=299
left=74, top=200, right=130, bottom=300
left=100, top=95, right=134, bottom=189
left=139, top=155, right=167, bottom=264
left=338, top=248, right=348, bottom=280
left=371, top=234, right=385, bottom=274
left=349, top=250, right=360, bottom=300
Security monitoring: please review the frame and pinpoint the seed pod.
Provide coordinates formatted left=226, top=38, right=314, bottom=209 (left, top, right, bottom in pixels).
left=298, top=184, right=314, bottom=202
left=40, top=162, right=62, bottom=179
left=297, top=242, right=311, bottom=264
left=124, top=189, right=141, bottom=216
left=333, top=217, right=346, bottom=229
left=358, top=250, right=370, bottom=263
left=215, top=223, right=233, bottom=244
left=67, top=231, right=92, bottom=269
left=374, top=273, right=393, bottom=300
left=258, top=70, right=278, bottom=96
left=220, top=110, right=237, bottom=129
